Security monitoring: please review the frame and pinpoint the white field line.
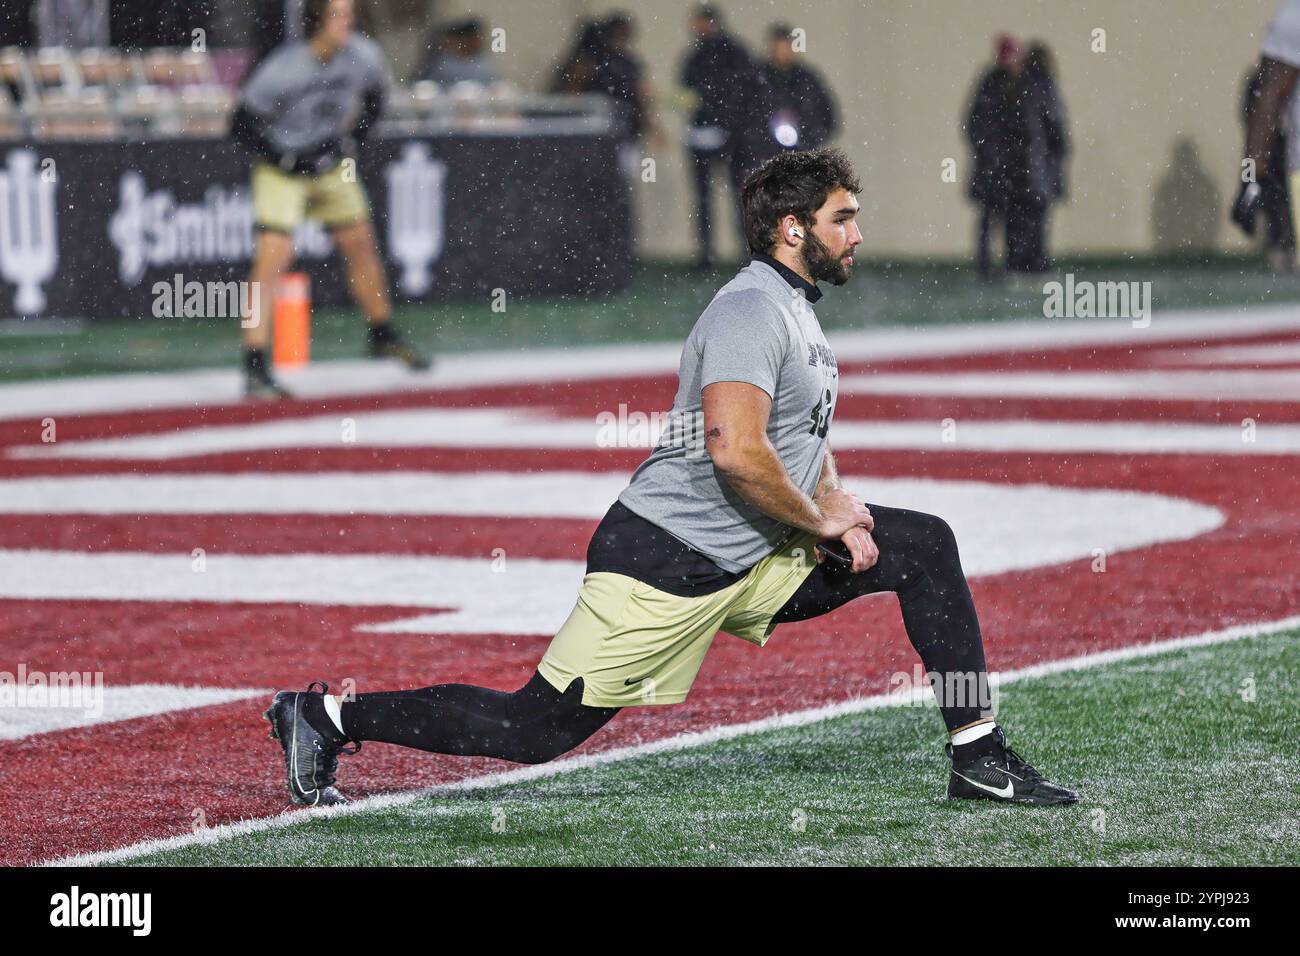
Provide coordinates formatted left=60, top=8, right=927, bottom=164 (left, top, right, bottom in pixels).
left=5, top=304, right=1300, bottom=422
left=44, top=612, right=1300, bottom=868
left=15, top=411, right=1300, bottom=459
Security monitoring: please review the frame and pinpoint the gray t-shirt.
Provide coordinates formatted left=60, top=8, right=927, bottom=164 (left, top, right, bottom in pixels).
left=241, top=34, right=390, bottom=153
left=1262, top=0, right=1300, bottom=170
left=618, top=260, right=839, bottom=573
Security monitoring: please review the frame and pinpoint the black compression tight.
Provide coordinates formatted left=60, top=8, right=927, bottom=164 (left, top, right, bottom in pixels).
left=340, top=504, right=989, bottom=762
left=341, top=671, right=620, bottom=765
left=772, top=503, right=991, bottom=731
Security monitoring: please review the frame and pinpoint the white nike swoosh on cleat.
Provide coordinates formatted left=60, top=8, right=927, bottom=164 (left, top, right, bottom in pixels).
left=954, top=771, right=1015, bottom=799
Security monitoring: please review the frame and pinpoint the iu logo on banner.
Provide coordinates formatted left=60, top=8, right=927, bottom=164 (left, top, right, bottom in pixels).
left=0, top=149, right=59, bottom=316
left=385, top=142, right=446, bottom=296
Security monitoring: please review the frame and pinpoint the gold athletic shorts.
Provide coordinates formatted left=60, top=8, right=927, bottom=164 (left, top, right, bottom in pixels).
left=538, top=530, right=819, bottom=707
left=251, top=160, right=370, bottom=232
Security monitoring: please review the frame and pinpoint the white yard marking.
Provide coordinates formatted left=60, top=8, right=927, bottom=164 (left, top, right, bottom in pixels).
left=0, top=476, right=1223, bottom=635
left=1154, top=341, right=1300, bottom=366
left=0, top=476, right=1227, bottom=634
left=839, top=369, right=1300, bottom=401
left=0, top=549, right=585, bottom=635
left=11, top=408, right=1300, bottom=458
left=8, top=407, right=601, bottom=459
left=0, top=471, right=634, bottom=517
left=0, top=684, right=267, bottom=741
left=826, top=419, right=1300, bottom=454
left=2, top=305, right=1300, bottom=422
left=44, top=613, right=1300, bottom=867
left=0, top=350, right=682, bottom=423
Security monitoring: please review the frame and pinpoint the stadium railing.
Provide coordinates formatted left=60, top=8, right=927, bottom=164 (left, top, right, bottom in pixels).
left=0, top=46, right=615, bottom=142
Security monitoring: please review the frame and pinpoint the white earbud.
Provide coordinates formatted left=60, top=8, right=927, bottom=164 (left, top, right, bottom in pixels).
left=789, top=226, right=804, bottom=239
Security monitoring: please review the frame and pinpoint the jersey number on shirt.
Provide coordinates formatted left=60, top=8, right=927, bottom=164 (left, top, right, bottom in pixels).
left=808, top=387, right=834, bottom=438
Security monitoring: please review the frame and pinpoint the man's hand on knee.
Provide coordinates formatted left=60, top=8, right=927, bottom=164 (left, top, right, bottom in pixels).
left=815, top=524, right=878, bottom=573
left=812, top=488, right=873, bottom=539
left=839, top=525, right=879, bottom=572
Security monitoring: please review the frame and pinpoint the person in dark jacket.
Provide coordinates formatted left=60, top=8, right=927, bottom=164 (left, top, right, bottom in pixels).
left=762, top=23, right=838, bottom=151
left=589, top=13, right=661, bottom=147
left=550, top=14, right=660, bottom=168
left=1021, top=42, right=1068, bottom=274
left=681, top=4, right=762, bottom=267
left=965, top=34, right=1023, bottom=278
left=550, top=19, right=604, bottom=94
left=964, top=35, right=1065, bottom=278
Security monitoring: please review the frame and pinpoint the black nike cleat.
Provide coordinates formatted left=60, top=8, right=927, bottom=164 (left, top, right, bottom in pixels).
left=946, top=727, right=1078, bottom=806
left=367, top=324, right=432, bottom=371
left=264, top=681, right=358, bottom=807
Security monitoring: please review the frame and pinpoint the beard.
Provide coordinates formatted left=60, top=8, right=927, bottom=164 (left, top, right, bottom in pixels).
left=799, top=229, right=853, bottom=286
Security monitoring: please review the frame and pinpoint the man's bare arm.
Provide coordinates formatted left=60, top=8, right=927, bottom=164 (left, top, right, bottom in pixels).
left=815, top=447, right=842, bottom=497
left=702, top=382, right=870, bottom=538
left=811, top=445, right=880, bottom=571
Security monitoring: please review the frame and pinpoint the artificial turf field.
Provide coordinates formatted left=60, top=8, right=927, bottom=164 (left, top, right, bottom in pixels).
left=115, top=627, right=1298, bottom=867
left=5, top=253, right=1299, bottom=869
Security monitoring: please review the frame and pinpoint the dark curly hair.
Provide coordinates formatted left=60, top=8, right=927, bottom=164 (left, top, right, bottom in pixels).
left=302, top=0, right=334, bottom=40
left=741, top=148, right=861, bottom=256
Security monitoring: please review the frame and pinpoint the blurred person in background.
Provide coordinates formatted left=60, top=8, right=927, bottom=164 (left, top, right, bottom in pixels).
left=726, top=50, right=780, bottom=191
left=1242, top=63, right=1295, bottom=270
left=761, top=22, right=838, bottom=153
left=231, top=0, right=429, bottom=399
left=588, top=13, right=663, bottom=153
left=253, top=0, right=377, bottom=67
left=965, top=34, right=1024, bottom=280
left=416, top=17, right=498, bottom=88
left=550, top=15, right=661, bottom=169
left=964, top=34, right=1062, bottom=281
left=681, top=3, right=761, bottom=269
left=1021, top=41, right=1068, bottom=274
left=1234, top=1, right=1300, bottom=270
left=550, top=19, right=604, bottom=93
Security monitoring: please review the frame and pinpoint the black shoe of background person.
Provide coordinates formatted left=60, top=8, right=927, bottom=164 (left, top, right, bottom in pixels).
left=243, top=347, right=293, bottom=400
left=1231, top=180, right=1262, bottom=237
left=367, top=322, right=432, bottom=371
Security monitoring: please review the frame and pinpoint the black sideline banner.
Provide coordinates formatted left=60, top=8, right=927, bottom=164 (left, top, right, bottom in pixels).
left=0, top=132, right=632, bottom=320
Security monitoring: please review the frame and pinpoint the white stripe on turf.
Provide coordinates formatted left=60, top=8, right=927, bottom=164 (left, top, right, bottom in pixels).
left=838, top=369, right=1300, bottom=401
left=1, top=684, right=269, bottom=741
left=0, top=467, right=1225, bottom=636
left=4, top=304, right=1300, bottom=421
left=14, top=410, right=1300, bottom=459
left=43, top=612, right=1300, bottom=867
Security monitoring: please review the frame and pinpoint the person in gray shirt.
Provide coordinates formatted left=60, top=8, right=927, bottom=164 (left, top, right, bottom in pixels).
left=230, top=0, right=430, bottom=399
left=265, top=148, right=1077, bottom=810
left=1234, top=0, right=1300, bottom=243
